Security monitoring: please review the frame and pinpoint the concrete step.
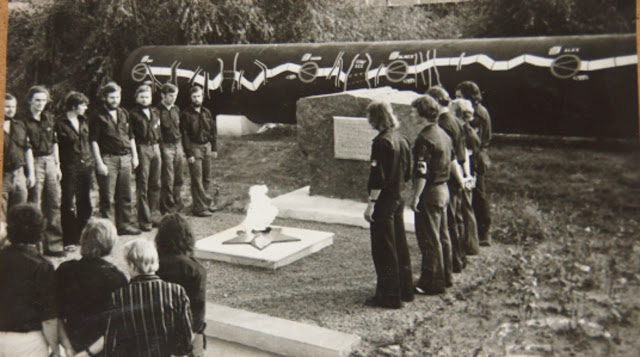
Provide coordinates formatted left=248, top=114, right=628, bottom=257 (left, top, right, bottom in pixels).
left=205, top=302, right=361, bottom=357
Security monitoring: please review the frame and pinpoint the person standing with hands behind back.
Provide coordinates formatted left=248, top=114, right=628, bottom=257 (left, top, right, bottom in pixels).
left=180, top=85, right=218, bottom=217
left=55, top=92, right=94, bottom=252
left=363, top=101, right=414, bottom=309
left=89, top=82, right=141, bottom=236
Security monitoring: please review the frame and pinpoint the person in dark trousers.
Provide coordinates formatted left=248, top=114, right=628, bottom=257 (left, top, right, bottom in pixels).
left=130, top=84, right=162, bottom=231
left=55, top=218, right=127, bottom=357
left=409, top=95, right=454, bottom=295
left=104, top=239, right=193, bottom=357
left=0, top=203, right=61, bottom=356
left=180, top=85, right=218, bottom=217
left=450, top=98, right=481, bottom=256
left=363, top=101, right=414, bottom=309
left=455, top=81, right=492, bottom=247
left=89, top=82, right=141, bottom=236
left=22, top=86, right=65, bottom=256
left=55, top=92, right=94, bottom=252
left=157, top=83, right=185, bottom=214
left=2, top=93, right=35, bottom=225
left=426, top=86, right=466, bottom=275
left=155, top=213, right=207, bottom=357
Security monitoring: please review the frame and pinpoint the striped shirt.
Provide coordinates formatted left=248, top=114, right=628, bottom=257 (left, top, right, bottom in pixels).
left=104, top=274, right=193, bottom=357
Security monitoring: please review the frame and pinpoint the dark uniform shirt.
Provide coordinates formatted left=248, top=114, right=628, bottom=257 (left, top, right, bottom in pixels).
left=3, top=118, right=31, bottom=172
left=413, top=123, right=453, bottom=187
left=367, top=129, right=412, bottom=202
left=180, top=105, right=217, bottom=158
left=470, top=104, right=492, bottom=174
left=23, top=111, right=57, bottom=157
left=157, top=254, right=207, bottom=333
left=470, top=104, right=491, bottom=150
left=437, top=111, right=465, bottom=165
left=130, top=105, right=162, bottom=145
left=55, top=258, right=128, bottom=351
left=157, top=104, right=182, bottom=144
left=104, top=274, right=193, bottom=357
left=89, top=106, right=133, bottom=155
left=0, top=244, right=57, bottom=332
left=55, top=114, right=94, bottom=169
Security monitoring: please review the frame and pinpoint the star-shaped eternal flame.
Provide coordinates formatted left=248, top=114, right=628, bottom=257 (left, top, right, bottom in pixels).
left=222, top=227, right=301, bottom=250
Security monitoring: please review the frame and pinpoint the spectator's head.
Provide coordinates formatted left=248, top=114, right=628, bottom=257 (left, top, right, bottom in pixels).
left=189, top=85, right=204, bottom=108
left=124, top=239, right=159, bottom=276
left=411, top=95, right=439, bottom=122
left=455, top=81, right=482, bottom=104
left=4, top=93, right=17, bottom=119
left=135, top=84, right=153, bottom=108
left=26, top=86, right=50, bottom=115
left=450, top=98, right=474, bottom=123
left=425, top=86, right=451, bottom=107
left=64, top=91, right=90, bottom=115
left=366, top=101, right=398, bottom=132
left=160, top=83, right=179, bottom=107
left=80, top=218, right=118, bottom=259
left=6, top=203, right=45, bottom=245
left=155, top=213, right=195, bottom=256
left=99, top=82, right=122, bottom=110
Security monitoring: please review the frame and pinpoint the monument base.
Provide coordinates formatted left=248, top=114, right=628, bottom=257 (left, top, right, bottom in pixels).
left=195, top=225, right=333, bottom=269
left=272, top=186, right=415, bottom=232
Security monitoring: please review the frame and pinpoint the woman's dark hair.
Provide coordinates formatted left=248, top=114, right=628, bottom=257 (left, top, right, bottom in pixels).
left=155, top=213, right=195, bottom=255
left=64, top=91, right=90, bottom=111
left=455, top=81, right=483, bottom=104
left=6, top=203, right=45, bottom=244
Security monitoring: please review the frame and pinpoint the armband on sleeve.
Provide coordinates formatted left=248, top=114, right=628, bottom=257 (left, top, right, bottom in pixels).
left=415, top=159, right=428, bottom=179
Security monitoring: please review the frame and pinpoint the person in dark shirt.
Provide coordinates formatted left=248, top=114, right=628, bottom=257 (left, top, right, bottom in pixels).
left=104, top=239, right=193, bottom=357
left=180, top=85, right=218, bottom=217
left=130, top=85, right=162, bottom=231
left=89, top=82, right=141, bottom=236
left=362, top=101, right=414, bottom=310
left=55, top=92, right=94, bottom=252
left=410, top=95, right=454, bottom=296
left=2, top=93, right=35, bottom=227
left=0, top=203, right=60, bottom=356
left=56, top=218, right=127, bottom=357
left=157, top=83, right=185, bottom=214
left=22, top=86, right=65, bottom=256
left=455, top=81, right=492, bottom=247
left=450, top=98, right=481, bottom=256
left=155, top=213, right=207, bottom=356
left=426, top=86, right=465, bottom=275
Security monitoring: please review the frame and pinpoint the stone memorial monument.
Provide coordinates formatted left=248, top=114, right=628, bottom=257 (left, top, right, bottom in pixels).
left=297, top=87, right=424, bottom=201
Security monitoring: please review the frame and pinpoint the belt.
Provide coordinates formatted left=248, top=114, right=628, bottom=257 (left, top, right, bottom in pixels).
left=192, top=141, right=209, bottom=145
left=162, top=141, right=181, bottom=145
left=138, top=142, right=159, bottom=146
left=34, top=152, right=54, bottom=158
left=3, top=166, right=23, bottom=174
left=104, top=151, right=130, bottom=156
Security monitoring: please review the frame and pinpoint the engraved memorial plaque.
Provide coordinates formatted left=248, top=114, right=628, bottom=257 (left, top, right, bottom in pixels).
left=333, top=116, right=378, bottom=161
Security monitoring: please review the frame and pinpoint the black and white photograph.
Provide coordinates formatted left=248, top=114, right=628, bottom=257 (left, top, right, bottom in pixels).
left=1, top=0, right=638, bottom=356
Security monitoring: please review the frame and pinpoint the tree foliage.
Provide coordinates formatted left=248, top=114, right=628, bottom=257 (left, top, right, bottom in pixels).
left=467, top=0, right=635, bottom=37
left=6, top=0, right=635, bottom=106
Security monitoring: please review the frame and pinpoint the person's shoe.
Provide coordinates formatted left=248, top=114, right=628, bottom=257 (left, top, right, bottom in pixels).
left=63, top=245, right=78, bottom=253
left=364, top=296, right=402, bottom=309
left=194, top=210, right=212, bottom=217
left=207, top=204, right=218, bottom=213
left=401, top=293, right=415, bottom=302
left=43, top=248, right=66, bottom=257
left=415, top=286, right=445, bottom=296
left=479, top=240, right=491, bottom=247
left=118, top=227, right=142, bottom=236
left=140, top=224, right=153, bottom=232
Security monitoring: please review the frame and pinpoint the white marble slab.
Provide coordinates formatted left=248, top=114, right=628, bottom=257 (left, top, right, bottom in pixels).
left=195, top=225, right=334, bottom=269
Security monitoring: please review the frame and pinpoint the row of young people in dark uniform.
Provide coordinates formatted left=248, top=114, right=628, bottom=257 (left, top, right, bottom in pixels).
left=363, top=81, right=492, bottom=309
left=2, top=81, right=219, bottom=256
